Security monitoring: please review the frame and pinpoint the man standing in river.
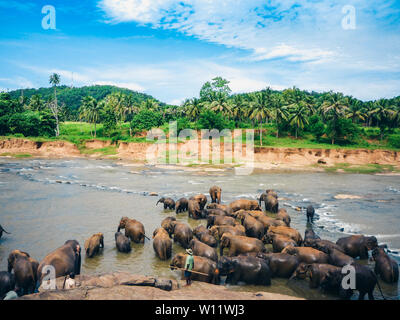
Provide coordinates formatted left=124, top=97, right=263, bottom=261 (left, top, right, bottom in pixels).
left=185, top=249, right=194, bottom=286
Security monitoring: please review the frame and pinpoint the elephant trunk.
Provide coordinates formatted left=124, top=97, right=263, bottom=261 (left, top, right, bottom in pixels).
left=1, top=226, right=10, bottom=234
left=75, top=253, right=81, bottom=275
left=7, top=261, right=12, bottom=273
left=219, top=245, right=224, bottom=256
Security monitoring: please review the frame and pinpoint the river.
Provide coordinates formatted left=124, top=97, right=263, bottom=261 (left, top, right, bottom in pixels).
left=0, top=158, right=399, bottom=300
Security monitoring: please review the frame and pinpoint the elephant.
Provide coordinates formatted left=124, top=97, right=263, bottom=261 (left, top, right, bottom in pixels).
left=161, top=216, right=176, bottom=230
left=257, top=252, right=299, bottom=278
left=37, top=240, right=81, bottom=283
left=304, top=228, right=321, bottom=242
left=255, top=215, right=286, bottom=231
left=218, top=255, right=271, bottom=286
left=209, top=224, right=246, bottom=240
left=276, top=208, right=291, bottom=227
left=170, top=253, right=220, bottom=284
left=306, top=205, right=315, bottom=223
left=118, top=217, right=146, bottom=244
left=193, top=225, right=217, bottom=248
left=304, top=238, right=345, bottom=255
left=189, top=194, right=207, bottom=210
left=220, top=234, right=266, bottom=256
left=189, top=238, right=218, bottom=262
left=206, top=215, right=236, bottom=229
left=156, top=197, right=175, bottom=210
left=336, top=235, right=378, bottom=259
left=262, top=233, right=297, bottom=253
left=0, top=224, right=10, bottom=239
left=115, top=232, right=131, bottom=253
left=152, top=228, right=172, bottom=260
left=237, top=212, right=265, bottom=239
left=188, top=199, right=204, bottom=219
left=209, top=185, right=222, bottom=204
left=175, top=198, right=188, bottom=213
left=7, top=250, right=38, bottom=296
left=290, top=263, right=341, bottom=289
left=0, top=271, right=15, bottom=299
left=235, top=209, right=264, bottom=219
left=266, top=189, right=278, bottom=198
left=327, top=248, right=355, bottom=267
left=321, top=263, right=381, bottom=300
left=282, top=245, right=329, bottom=264
left=372, top=247, right=399, bottom=283
left=259, top=193, right=278, bottom=213
left=267, top=225, right=303, bottom=245
left=228, top=199, right=261, bottom=212
left=84, top=233, right=104, bottom=258
left=203, top=208, right=227, bottom=217
left=162, top=220, right=193, bottom=249
left=206, top=203, right=234, bottom=216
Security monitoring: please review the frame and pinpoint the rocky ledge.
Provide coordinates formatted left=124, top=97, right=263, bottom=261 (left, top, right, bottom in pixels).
left=19, top=272, right=301, bottom=300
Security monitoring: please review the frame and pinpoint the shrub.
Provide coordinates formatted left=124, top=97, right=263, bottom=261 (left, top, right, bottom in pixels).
left=130, top=110, right=163, bottom=133
left=388, top=134, right=400, bottom=148
left=8, top=111, right=41, bottom=137
left=306, top=115, right=325, bottom=141
left=196, top=110, right=229, bottom=131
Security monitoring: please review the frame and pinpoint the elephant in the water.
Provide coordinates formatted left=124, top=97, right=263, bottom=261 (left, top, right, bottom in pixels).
left=0, top=224, right=10, bottom=239
left=336, top=235, right=378, bottom=259
left=262, top=233, right=297, bottom=253
left=188, top=199, right=203, bottom=219
left=152, top=228, right=172, bottom=260
left=259, top=193, right=279, bottom=213
left=84, top=233, right=104, bottom=258
left=190, top=194, right=207, bottom=210
left=115, top=232, right=131, bottom=253
left=7, top=250, right=38, bottom=296
left=321, top=263, right=379, bottom=300
left=326, top=248, right=355, bottom=267
left=229, top=199, right=261, bottom=212
left=157, top=197, right=175, bottom=210
left=206, top=215, right=236, bottom=229
left=306, top=205, right=315, bottom=223
left=170, top=253, right=220, bottom=284
left=193, top=225, right=217, bottom=248
left=276, top=208, right=291, bottom=227
left=218, top=255, right=271, bottom=286
left=282, top=245, right=329, bottom=264
left=372, top=247, right=399, bottom=283
left=209, top=185, right=222, bottom=204
left=162, top=220, right=193, bottom=249
left=0, top=271, right=15, bottom=299
left=267, top=226, right=303, bottom=245
left=206, top=203, right=234, bottom=216
left=220, top=234, right=266, bottom=256
left=304, top=228, right=320, bottom=242
left=37, top=240, right=81, bottom=283
left=304, top=238, right=344, bottom=255
left=290, top=263, right=341, bottom=290
left=175, top=198, right=188, bottom=213
left=209, top=224, right=246, bottom=240
left=236, top=211, right=265, bottom=240
left=257, top=252, right=299, bottom=278
left=189, top=238, right=218, bottom=262
left=118, top=217, right=146, bottom=244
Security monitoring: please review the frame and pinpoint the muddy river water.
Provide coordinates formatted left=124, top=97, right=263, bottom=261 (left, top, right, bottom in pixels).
left=0, top=158, right=399, bottom=300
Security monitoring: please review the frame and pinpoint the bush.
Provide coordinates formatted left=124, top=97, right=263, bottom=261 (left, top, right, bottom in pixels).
left=327, top=118, right=360, bottom=145
left=8, top=111, right=41, bottom=137
left=130, top=110, right=163, bottom=133
left=306, top=115, right=325, bottom=141
left=388, top=134, right=400, bottom=148
left=196, top=110, right=229, bottom=131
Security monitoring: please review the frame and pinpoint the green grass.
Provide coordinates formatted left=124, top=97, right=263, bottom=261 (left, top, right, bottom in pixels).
left=321, top=163, right=399, bottom=174
left=0, top=152, right=32, bottom=158
left=79, top=145, right=118, bottom=156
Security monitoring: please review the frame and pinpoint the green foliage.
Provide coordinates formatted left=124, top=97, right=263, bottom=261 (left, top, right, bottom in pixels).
left=101, top=105, right=118, bottom=136
left=196, top=109, right=229, bottom=131
left=326, top=118, right=360, bottom=145
left=306, top=115, right=325, bottom=141
left=388, top=134, right=400, bottom=148
left=130, top=109, right=163, bottom=133
left=200, top=77, right=232, bottom=101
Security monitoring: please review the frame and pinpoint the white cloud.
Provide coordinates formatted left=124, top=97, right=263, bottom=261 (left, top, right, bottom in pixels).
left=95, top=80, right=145, bottom=91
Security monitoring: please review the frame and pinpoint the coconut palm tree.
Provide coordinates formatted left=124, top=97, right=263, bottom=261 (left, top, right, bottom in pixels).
left=270, top=96, right=289, bottom=138
left=207, top=92, right=232, bottom=118
left=29, top=94, right=44, bottom=111
left=184, top=98, right=203, bottom=121
left=80, top=96, right=100, bottom=137
left=288, top=102, right=309, bottom=139
left=49, top=73, right=61, bottom=136
left=248, top=91, right=272, bottom=146
left=321, top=92, right=349, bottom=144
left=369, top=100, right=394, bottom=140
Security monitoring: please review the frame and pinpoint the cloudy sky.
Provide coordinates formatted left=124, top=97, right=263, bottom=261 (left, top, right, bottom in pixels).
left=0, top=0, right=399, bottom=104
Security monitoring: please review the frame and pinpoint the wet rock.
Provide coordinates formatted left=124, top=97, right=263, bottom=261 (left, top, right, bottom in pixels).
left=317, top=159, right=327, bottom=164
left=149, top=192, right=158, bottom=196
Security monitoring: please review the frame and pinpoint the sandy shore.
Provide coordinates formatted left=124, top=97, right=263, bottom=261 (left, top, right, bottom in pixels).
left=19, top=272, right=301, bottom=300
left=1, top=138, right=399, bottom=172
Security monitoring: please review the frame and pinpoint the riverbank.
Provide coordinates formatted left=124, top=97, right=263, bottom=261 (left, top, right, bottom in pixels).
left=0, top=138, right=399, bottom=173
left=19, top=272, right=301, bottom=300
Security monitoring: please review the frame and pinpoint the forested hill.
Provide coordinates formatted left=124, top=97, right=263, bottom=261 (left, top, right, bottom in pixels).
left=8, top=85, right=161, bottom=111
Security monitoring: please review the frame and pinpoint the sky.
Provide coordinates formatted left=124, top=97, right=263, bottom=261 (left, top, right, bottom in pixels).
left=0, top=0, right=399, bottom=104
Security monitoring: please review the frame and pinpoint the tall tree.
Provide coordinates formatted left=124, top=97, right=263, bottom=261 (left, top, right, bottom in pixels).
left=321, top=92, right=349, bottom=144
left=49, top=73, right=61, bottom=136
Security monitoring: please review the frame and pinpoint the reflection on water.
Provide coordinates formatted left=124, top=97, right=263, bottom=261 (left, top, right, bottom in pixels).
left=0, top=158, right=399, bottom=300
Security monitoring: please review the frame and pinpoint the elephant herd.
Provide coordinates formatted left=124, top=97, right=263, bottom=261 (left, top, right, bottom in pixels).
left=1, top=186, right=399, bottom=300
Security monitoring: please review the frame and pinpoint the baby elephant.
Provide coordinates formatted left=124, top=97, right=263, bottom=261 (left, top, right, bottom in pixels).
left=115, top=232, right=131, bottom=253
left=175, top=198, right=188, bottom=213
left=157, top=197, right=175, bottom=210
left=153, top=228, right=172, bottom=260
left=306, top=205, right=315, bottom=223
left=84, top=233, right=104, bottom=258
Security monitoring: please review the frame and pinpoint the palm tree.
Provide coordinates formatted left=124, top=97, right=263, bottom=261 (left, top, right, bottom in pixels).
left=248, top=92, right=272, bottom=146
left=369, top=100, right=394, bottom=140
left=270, top=96, right=289, bottom=138
left=288, top=102, right=309, bottom=139
left=49, top=73, right=61, bottom=136
left=346, top=97, right=365, bottom=124
left=207, top=92, right=232, bottom=118
left=321, top=92, right=349, bottom=144
left=29, top=94, right=44, bottom=111
left=80, top=96, right=100, bottom=137
left=184, top=98, right=203, bottom=121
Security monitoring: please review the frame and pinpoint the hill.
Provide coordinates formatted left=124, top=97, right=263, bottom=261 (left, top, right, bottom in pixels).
left=8, top=85, right=161, bottom=111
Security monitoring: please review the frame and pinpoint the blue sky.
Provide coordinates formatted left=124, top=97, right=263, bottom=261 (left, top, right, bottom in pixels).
left=0, top=0, right=399, bottom=104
